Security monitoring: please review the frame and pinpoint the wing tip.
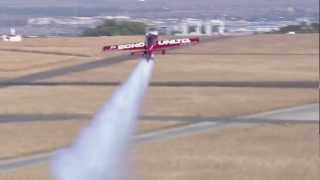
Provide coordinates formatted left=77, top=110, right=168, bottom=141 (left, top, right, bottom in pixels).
left=102, top=46, right=111, bottom=51
left=190, top=37, right=200, bottom=43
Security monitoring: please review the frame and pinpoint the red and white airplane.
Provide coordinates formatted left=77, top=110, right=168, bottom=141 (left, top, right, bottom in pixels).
left=103, top=31, right=200, bottom=61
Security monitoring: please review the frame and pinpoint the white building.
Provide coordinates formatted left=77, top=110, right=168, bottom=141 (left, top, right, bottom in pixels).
left=2, top=28, right=22, bottom=42
left=176, top=19, right=225, bottom=36
left=204, top=20, right=225, bottom=35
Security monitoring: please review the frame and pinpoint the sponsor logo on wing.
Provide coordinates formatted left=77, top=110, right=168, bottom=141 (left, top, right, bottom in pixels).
left=118, top=42, right=145, bottom=50
left=158, top=38, right=191, bottom=46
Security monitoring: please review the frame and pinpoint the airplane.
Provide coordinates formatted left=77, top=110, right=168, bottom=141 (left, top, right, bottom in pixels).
left=102, top=31, right=200, bottom=61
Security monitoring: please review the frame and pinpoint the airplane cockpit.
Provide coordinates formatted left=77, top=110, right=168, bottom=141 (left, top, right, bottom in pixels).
left=145, top=31, right=159, bottom=46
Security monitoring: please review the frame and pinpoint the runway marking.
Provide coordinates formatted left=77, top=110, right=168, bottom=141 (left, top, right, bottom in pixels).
left=0, top=103, right=318, bottom=172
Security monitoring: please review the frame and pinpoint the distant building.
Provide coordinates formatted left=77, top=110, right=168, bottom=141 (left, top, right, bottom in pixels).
left=163, top=19, right=225, bottom=36
left=203, top=20, right=225, bottom=35
left=2, top=28, right=22, bottom=42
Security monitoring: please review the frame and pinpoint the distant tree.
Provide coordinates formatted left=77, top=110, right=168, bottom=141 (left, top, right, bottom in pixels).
left=268, top=22, right=319, bottom=34
left=82, top=19, right=147, bottom=36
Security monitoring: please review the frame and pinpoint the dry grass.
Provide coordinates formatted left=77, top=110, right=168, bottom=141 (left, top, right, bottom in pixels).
left=134, top=124, right=320, bottom=180
left=1, top=124, right=318, bottom=180
left=0, top=34, right=317, bottom=81
left=185, top=34, right=319, bottom=54
left=0, top=36, right=143, bottom=79
left=45, top=53, right=319, bottom=82
left=0, top=36, right=144, bottom=56
left=0, top=86, right=317, bottom=116
left=0, top=163, right=49, bottom=180
left=0, top=120, right=182, bottom=159
left=44, top=34, right=319, bottom=82
left=0, top=51, right=91, bottom=79
left=0, top=34, right=318, bottom=179
left=46, top=60, right=140, bottom=82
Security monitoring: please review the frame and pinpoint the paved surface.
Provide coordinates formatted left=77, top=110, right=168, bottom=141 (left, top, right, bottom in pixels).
left=136, top=103, right=319, bottom=143
left=0, top=112, right=318, bottom=124
left=0, top=80, right=318, bottom=89
left=245, top=103, right=319, bottom=121
left=0, top=48, right=91, bottom=57
left=0, top=103, right=318, bottom=172
left=0, top=54, right=133, bottom=89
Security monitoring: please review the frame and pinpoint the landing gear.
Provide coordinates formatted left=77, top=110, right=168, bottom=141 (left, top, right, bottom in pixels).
left=161, top=49, right=166, bottom=55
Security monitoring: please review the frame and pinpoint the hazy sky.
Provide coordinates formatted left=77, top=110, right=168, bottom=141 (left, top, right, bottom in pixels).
left=0, top=0, right=318, bottom=8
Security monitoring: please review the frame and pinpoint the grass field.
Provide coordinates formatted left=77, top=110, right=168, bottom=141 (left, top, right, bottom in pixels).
left=43, top=34, right=319, bottom=82
left=0, top=51, right=91, bottom=79
left=0, top=36, right=142, bottom=79
left=0, top=34, right=318, bottom=179
left=0, top=124, right=318, bottom=180
left=0, top=86, right=316, bottom=116
left=0, top=85, right=316, bottom=159
left=134, top=124, right=320, bottom=180
left=0, top=36, right=144, bottom=56
left=0, top=120, right=183, bottom=159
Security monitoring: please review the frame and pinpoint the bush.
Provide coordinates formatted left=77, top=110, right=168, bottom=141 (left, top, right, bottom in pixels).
left=82, top=19, right=146, bottom=36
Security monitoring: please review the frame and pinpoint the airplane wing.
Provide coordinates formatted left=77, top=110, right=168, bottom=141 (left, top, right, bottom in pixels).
left=154, top=37, right=200, bottom=50
left=103, top=42, right=146, bottom=51
left=102, top=37, right=200, bottom=53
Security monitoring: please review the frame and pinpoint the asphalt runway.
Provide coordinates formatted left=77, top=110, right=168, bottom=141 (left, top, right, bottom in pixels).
left=0, top=80, right=318, bottom=89
left=0, top=112, right=318, bottom=125
left=0, top=103, right=318, bottom=172
left=0, top=48, right=91, bottom=57
left=0, top=54, right=133, bottom=89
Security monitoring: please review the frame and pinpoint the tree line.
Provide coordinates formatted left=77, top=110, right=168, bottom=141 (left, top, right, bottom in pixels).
left=82, top=19, right=146, bottom=36
left=267, top=22, right=319, bottom=34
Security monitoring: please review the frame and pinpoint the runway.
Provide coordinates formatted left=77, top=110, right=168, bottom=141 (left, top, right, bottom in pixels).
left=0, top=54, right=133, bottom=89
left=0, top=48, right=91, bottom=57
left=0, top=111, right=318, bottom=124
left=0, top=103, right=318, bottom=172
left=0, top=80, right=318, bottom=89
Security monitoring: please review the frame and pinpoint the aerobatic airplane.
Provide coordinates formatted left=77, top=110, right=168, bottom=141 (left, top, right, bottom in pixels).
left=103, top=31, right=200, bottom=61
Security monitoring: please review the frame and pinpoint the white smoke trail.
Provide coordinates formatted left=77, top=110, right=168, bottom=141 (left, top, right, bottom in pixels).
left=51, top=59, right=154, bottom=180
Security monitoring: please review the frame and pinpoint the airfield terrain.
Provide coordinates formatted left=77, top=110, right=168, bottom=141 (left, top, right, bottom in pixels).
left=0, top=34, right=318, bottom=180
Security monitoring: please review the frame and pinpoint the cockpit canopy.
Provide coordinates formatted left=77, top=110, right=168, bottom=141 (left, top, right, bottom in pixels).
left=146, top=31, right=159, bottom=46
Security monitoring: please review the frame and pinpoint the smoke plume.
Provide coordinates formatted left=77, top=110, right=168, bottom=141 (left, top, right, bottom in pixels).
left=51, top=60, right=154, bottom=180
